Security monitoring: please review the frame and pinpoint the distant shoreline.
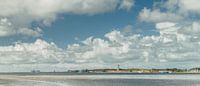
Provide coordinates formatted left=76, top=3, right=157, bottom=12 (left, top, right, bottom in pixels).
left=0, top=72, right=200, bottom=76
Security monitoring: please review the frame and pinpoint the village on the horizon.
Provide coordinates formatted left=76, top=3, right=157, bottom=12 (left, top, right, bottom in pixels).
left=30, top=64, right=200, bottom=74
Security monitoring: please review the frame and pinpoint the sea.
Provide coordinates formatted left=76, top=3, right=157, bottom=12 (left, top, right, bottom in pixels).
left=3, top=74, right=200, bottom=86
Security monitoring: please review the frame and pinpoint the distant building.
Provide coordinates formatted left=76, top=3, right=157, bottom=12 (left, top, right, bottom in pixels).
left=31, top=69, right=40, bottom=74
left=189, top=68, right=200, bottom=73
left=151, top=69, right=173, bottom=74
left=67, top=69, right=89, bottom=73
left=67, top=70, right=79, bottom=73
left=79, top=69, right=89, bottom=73
left=117, top=64, right=120, bottom=71
left=107, top=69, right=130, bottom=73
left=158, top=70, right=172, bottom=74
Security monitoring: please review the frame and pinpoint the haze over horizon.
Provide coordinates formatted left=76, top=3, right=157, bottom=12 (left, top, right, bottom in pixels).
left=0, top=0, right=200, bottom=72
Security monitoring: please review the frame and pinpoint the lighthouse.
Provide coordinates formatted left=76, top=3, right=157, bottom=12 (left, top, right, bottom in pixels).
left=117, top=64, right=120, bottom=71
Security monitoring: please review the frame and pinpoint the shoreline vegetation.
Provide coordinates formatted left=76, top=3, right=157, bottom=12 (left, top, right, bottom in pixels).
left=0, top=67, right=200, bottom=75
left=1, top=72, right=200, bottom=76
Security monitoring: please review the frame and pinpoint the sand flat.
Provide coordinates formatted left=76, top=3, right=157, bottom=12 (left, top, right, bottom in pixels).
left=0, top=75, right=65, bottom=86
left=1, top=74, right=200, bottom=86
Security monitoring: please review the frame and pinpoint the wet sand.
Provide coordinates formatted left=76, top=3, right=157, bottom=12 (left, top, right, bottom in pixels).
left=0, top=75, right=66, bottom=86
left=1, top=74, right=200, bottom=86
left=0, top=79, right=12, bottom=85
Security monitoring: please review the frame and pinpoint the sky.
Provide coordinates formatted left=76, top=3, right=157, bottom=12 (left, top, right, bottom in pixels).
left=0, top=0, right=200, bottom=72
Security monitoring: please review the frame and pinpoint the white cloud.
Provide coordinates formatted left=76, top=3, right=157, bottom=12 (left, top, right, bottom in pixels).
left=0, top=18, right=14, bottom=36
left=179, top=22, right=200, bottom=35
left=136, top=0, right=200, bottom=68
left=119, top=0, right=134, bottom=11
left=65, top=23, right=200, bottom=68
left=156, top=22, right=178, bottom=36
left=0, top=22, right=200, bottom=71
left=163, top=0, right=200, bottom=14
left=0, top=0, right=134, bottom=37
left=156, top=22, right=176, bottom=29
left=178, top=0, right=200, bottom=13
left=138, top=8, right=183, bottom=23
left=0, top=18, right=42, bottom=37
left=138, top=0, right=200, bottom=23
left=0, top=0, right=121, bottom=16
left=2, top=0, right=200, bottom=71
left=0, top=39, right=66, bottom=64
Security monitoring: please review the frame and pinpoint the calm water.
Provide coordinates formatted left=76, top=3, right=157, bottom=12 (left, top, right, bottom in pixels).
left=5, top=74, right=200, bottom=86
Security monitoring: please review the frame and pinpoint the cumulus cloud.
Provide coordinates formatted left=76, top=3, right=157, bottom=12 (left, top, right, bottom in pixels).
left=63, top=23, right=200, bottom=68
left=138, top=0, right=200, bottom=23
left=1, top=0, right=200, bottom=71
left=176, top=0, right=200, bottom=13
left=156, top=22, right=176, bottom=29
left=136, top=0, right=200, bottom=68
left=0, top=22, right=200, bottom=70
left=0, top=39, right=66, bottom=64
left=119, top=0, right=135, bottom=11
left=0, top=0, right=134, bottom=37
left=0, top=18, right=42, bottom=37
left=138, top=8, right=183, bottom=23
left=179, top=22, right=200, bottom=35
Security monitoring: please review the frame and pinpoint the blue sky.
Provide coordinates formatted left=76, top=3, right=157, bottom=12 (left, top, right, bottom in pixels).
left=0, top=0, right=200, bottom=72
left=43, top=0, right=155, bottom=48
left=0, top=0, right=155, bottom=48
left=51, top=1, right=153, bottom=47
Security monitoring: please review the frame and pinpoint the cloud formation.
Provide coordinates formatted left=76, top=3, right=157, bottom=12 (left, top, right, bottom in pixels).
left=0, top=39, right=65, bottom=64
left=138, top=0, right=200, bottom=23
left=0, top=18, right=42, bottom=37
left=0, top=0, right=200, bottom=71
left=136, top=0, right=200, bottom=68
left=119, top=0, right=135, bottom=11
left=138, top=7, right=183, bottom=23
left=0, top=0, right=134, bottom=37
left=0, top=22, right=200, bottom=70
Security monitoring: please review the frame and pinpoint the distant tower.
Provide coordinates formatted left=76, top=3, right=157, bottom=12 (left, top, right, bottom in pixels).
left=117, top=64, right=120, bottom=71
